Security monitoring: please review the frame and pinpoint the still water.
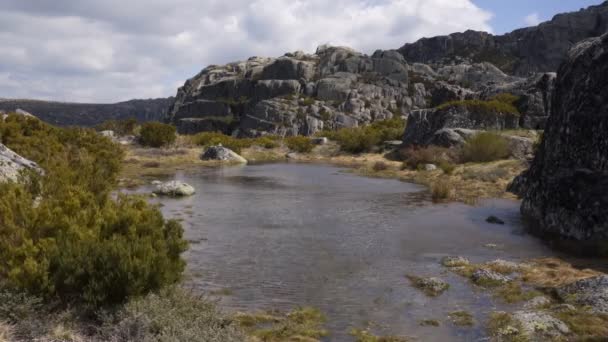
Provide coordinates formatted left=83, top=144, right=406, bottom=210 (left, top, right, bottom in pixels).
left=146, top=163, right=557, bottom=341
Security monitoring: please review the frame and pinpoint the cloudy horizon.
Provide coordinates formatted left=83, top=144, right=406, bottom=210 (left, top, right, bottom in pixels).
left=0, top=0, right=602, bottom=103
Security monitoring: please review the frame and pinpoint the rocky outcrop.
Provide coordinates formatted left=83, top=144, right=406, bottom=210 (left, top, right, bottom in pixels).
left=402, top=106, right=519, bottom=147
left=153, top=180, right=195, bottom=197
left=398, top=2, right=608, bottom=76
left=509, top=34, right=608, bottom=243
left=0, top=98, right=173, bottom=127
left=201, top=145, right=247, bottom=164
left=167, top=46, right=411, bottom=137
left=0, top=143, right=41, bottom=183
left=557, top=275, right=608, bottom=314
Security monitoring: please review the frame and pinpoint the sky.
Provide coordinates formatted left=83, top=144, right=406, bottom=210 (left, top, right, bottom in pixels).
left=0, top=0, right=602, bottom=103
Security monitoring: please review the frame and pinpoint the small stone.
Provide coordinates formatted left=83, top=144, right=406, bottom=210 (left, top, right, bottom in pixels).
left=153, top=180, right=196, bottom=197
left=556, top=275, right=608, bottom=313
left=423, top=164, right=437, bottom=171
left=311, top=137, right=328, bottom=145
left=486, top=215, right=505, bottom=225
left=512, top=311, right=570, bottom=340
left=523, top=296, right=552, bottom=310
left=201, top=145, right=247, bottom=164
left=484, top=243, right=499, bottom=249
left=441, top=256, right=470, bottom=268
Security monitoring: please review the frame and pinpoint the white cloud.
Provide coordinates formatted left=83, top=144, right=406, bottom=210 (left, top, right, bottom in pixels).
left=0, top=0, right=493, bottom=103
left=524, top=12, right=542, bottom=26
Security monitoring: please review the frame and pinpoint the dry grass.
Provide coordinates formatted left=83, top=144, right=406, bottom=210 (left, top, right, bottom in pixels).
left=236, top=307, right=328, bottom=342
left=350, top=328, right=411, bottom=342
left=0, top=322, right=13, bottom=342
left=521, top=258, right=602, bottom=288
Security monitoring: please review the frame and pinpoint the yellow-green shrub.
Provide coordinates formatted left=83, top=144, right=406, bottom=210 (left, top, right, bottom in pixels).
left=96, top=118, right=138, bottom=136
left=324, top=117, right=405, bottom=154
left=192, top=132, right=251, bottom=153
left=285, top=136, right=314, bottom=153
left=139, top=122, right=176, bottom=148
left=461, top=132, right=510, bottom=163
left=0, top=115, right=187, bottom=307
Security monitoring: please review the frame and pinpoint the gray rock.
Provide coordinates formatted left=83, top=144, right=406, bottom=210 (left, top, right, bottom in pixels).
left=0, top=143, right=42, bottom=183
left=153, top=180, right=196, bottom=197
left=503, top=135, right=535, bottom=160
left=512, top=311, right=570, bottom=341
left=556, top=275, right=608, bottom=314
left=408, top=276, right=450, bottom=297
left=201, top=145, right=247, bottom=164
left=311, top=137, right=328, bottom=145
left=100, top=130, right=115, bottom=138
left=486, top=216, right=505, bottom=225
left=523, top=296, right=552, bottom=310
left=471, top=269, right=511, bottom=286
left=423, top=164, right=437, bottom=171
left=509, top=33, right=608, bottom=243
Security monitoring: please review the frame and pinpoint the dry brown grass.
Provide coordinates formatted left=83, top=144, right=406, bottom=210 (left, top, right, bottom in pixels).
left=0, top=322, right=13, bottom=342
left=521, top=258, right=603, bottom=288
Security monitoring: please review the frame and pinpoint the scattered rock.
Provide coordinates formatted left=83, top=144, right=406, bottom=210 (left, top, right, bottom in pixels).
left=0, top=143, right=42, bottom=183
left=441, top=256, right=470, bottom=268
left=407, top=275, right=450, bottom=297
left=486, top=216, right=505, bottom=225
left=448, top=311, right=474, bottom=327
left=201, top=145, right=247, bottom=164
left=471, top=269, right=511, bottom=287
left=484, top=243, right=499, bottom=249
left=486, top=259, right=521, bottom=273
left=556, top=275, right=608, bottom=314
left=523, top=296, right=552, bottom=310
left=100, top=130, right=115, bottom=138
left=423, top=164, right=437, bottom=171
left=383, top=140, right=403, bottom=150
left=311, top=137, right=328, bottom=145
left=153, top=181, right=196, bottom=197
left=512, top=311, right=570, bottom=340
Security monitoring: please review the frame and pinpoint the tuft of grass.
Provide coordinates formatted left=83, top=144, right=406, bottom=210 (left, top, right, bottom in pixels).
left=323, top=117, right=405, bottom=154
left=438, top=161, right=456, bottom=175
left=448, top=311, right=474, bottom=327
left=0, top=322, right=13, bottom=342
left=461, top=132, right=510, bottom=163
left=238, top=307, right=328, bottom=342
left=350, top=328, right=410, bottom=342
left=555, top=307, right=608, bottom=340
left=419, top=319, right=441, bottom=327
left=493, top=282, right=542, bottom=304
left=285, top=136, right=315, bottom=153
left=487, top=312, right=527, bottom=342
left=431, top=180, right=452, bottom=203
left=373, top=161, right=389, bottom=172
left=436, top=97, right=520, bottom=116
left=406, top=275, right=449, bottom=297
left=399, top=145, right=453, bottom=170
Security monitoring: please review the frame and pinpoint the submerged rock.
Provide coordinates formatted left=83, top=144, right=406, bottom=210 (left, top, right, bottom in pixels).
left=408, top=276, right=450, bottom=297
left=201, top=145, right=247, bottom=164
left=486, top=216, right=505, bottom=225
left=471, top=269, right=511, bottom=286
left=153, top=181, right=196, bottom=197
left=556, top=275, right=608, bottom=314
left=441, top=256, right=470, bottom=268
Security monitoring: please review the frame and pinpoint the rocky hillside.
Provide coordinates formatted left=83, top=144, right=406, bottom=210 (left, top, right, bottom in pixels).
left=398, top=2, right=608, bottom=76
left=509, top=33, right=608, bottom=244
left=0, top=98, right=173, bottom=127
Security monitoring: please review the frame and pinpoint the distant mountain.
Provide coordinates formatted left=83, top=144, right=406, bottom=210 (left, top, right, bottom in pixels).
left=0, top=98, right=174, bottom=127
left=398, top=1, right=608, bottom=75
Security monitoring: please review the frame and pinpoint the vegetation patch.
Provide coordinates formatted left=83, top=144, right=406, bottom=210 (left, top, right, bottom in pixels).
left=487, top=312, right=526, bottom=342
left=460, top=132, right=510, bottom=163
left=554, top=307, right=608, bottom=340
left=285, top=136, right=315, bottom=153
left=139, top=121, right=177, bottom=147
left=431, top=179, right=452, bottom=203
left=419, top=319, right=441, bottom=327
left=322, top=117, right=405, bottom=154
left=350, top=328, right=410, bottom=342
left=399, top=145, right=454, bottom=170
left=237, top=307, right=328, bottom=341
left=96, top=118, right=139, bottom=136
left=448, top=311, right=474, bottom=327
left=494, top=282, right=542, bottom=304
left=436, top=94, right=520, bottom=116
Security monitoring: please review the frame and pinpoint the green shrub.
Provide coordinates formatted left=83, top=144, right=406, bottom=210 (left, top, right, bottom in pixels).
left=0, top=116, right=187, bottom=308
left=103, top=287, right=244, bottom=341
left=255, top=136, right=279, bottom=149
left=438, top=161, right=456, bottom=175
left=285, top=136, right=314, bottom=153
left=461, top=132, right=510, bottom=163
left=96, top=118, right=138, bottom=136
left=436, top=98, right=520, bottom=115
left=139, top=122, right=176, bottom=148
left=192, top=132, right=251, bottom=153
left=324, top=117, right=405, bottom=154
left=399, top=146, right=453, bottom=170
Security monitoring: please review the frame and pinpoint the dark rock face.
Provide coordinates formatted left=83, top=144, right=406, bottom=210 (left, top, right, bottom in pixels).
left=0, top=98, right=173, bottom=127
left=398, top=2, right=608, bottom=76
left=509, top=34, right=608, bottom=242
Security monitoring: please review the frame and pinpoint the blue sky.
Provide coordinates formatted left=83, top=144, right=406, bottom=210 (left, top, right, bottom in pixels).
left=475, top=0, right=602, bottom=34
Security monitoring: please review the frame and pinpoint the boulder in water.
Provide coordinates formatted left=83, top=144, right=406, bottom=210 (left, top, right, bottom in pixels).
left=153, top=180, right=195, bottom=197
left=201, top=145, right=247, bottom=164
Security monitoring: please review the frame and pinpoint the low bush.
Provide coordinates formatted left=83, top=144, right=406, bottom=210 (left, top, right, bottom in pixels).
left=285, top=136, right=314, bottom=153
left=0, top=115, right=187, bottom=308
left=399, top=146, right=454, bottom=170
left=461, top=132, right=510, bottom=163
left=431, top=180, right=451, bottom=203
left=139, top=122, right=176, bottom=148
left=436, top=97, right=520, bottom=116
left=96, top=118, right=138, bottom=136
left=438, top=161, right=456, bottom=175
left=192, top=132, right=250, bottom=153
left=372, top=161, right=389, bottom=172
left=324, top=117, right=406, bottom=154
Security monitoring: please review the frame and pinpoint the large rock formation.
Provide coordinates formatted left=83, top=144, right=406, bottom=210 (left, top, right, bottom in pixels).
left=0, top=143, right=41, bottom=183
left=398, top=2, right=608, bottom=76
left=509, top=34, right=608, bottom=243
left=0, top=98, right=173, bottom=127
left=167, top=46, right=409, bottom=136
